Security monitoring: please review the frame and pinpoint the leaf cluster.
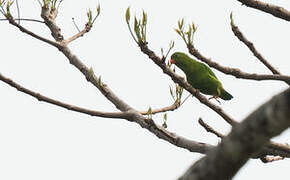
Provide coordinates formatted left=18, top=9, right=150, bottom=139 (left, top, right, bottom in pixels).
left=125, top=7, right=147, bottom=44
left=175, top=18, right=197, bottom=46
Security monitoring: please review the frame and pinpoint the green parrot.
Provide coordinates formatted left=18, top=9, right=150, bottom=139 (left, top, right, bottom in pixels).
left=170, top=52, right=233, bottom=101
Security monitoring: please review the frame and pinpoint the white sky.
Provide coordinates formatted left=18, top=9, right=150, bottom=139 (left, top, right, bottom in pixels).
left=1, top=0, right=290, bottom=179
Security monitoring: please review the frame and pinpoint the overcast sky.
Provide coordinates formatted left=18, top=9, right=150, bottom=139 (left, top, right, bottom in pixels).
left=1, top=0, right=290, bottom=179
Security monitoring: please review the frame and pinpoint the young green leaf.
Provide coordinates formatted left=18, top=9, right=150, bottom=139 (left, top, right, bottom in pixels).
left=175, top=29, right=182, bottom=36
left=97, top=3, right=101, bottom=16
left=142, top=10, right=147, bottom=26
left=125, top=7, right=130, bottom=22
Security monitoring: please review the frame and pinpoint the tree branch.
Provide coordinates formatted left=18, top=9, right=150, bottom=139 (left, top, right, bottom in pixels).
left=230, top=15, right=281, bottom=75
left=139, top=100, right=180, bottom=115
left=6, top=16, right=60, bottom=47
left=198, top=118, right=225, bottom=138
left=0, top=72, right=128, bottom=119
left=198, top=117, right=290, bottom=159
left=40, top=7, right=64, bottom=41
left=236, top=0, right=290, bottom=21
left=179, top=88, right=290, bottom=180
left=129, top=116, right=215, bottom=154
left=187, top=44, right=290, bottom=83
left=64, top=26, right=91, bottom=45
left=0, top=18, right=44, bottom=23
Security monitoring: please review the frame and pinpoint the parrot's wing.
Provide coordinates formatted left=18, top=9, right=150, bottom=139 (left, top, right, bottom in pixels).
left=200, top=63, right=218, bottom=80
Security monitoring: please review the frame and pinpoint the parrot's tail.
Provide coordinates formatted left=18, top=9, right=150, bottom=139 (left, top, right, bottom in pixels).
left=220, top=89, right=233, bottom=100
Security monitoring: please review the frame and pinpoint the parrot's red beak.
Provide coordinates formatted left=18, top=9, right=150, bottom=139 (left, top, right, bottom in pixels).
left=170, top=59, right=176, bottom=64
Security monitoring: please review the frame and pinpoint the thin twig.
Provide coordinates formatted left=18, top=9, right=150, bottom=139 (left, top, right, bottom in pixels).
left=139, top=100, right=180, bottom=115
left=16, top=0, right=20, bottom=24
left=198, top=118, right=225, bottom=138
left=236, top=0, right=290, bottom=21
left=64, top=26, right=89, bottom=45
left=37, top=0, right=42, bottom=7
left=72, top=17, right=81, bottom=32
left=57, top=0, right=64, bottom=11
left=126, top=21, right=138, bottom=44
left=180, top=93, right=191, bottom=106
left=0, top=18, right=44, bottom=23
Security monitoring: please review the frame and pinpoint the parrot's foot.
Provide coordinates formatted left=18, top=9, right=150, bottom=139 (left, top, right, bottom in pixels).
left=209, top=96, right=221, bottom=104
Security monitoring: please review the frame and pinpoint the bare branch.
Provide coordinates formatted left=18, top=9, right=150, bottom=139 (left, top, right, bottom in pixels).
left=236, top=0, right=290, bottom=21
left=180, top=88, right=290, bottom=180
left=5, top=16, right=60, bottom=47
left=198, top=118, right=225, bottom=138
left=64, top=26, right=91, bottom=45
left=139, top=100, right=180, bottom=115
left=128, top=115, right=214, bottom=154
left=187, top=45, right=290, bottom=83
left=0, top=72, right=128, bottom=119
left=230, top=13, right=281, bottom=75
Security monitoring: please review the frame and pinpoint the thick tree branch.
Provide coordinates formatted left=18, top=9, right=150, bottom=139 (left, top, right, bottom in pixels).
left=40, top=7, right=63, bottom=41
left=179, top=88, right=290, bottom=180
left=198, top=117, right=290, bottom=159
left=187, top=45, right=290, bottom=83
left=236, top=0, right=290, bottom=21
